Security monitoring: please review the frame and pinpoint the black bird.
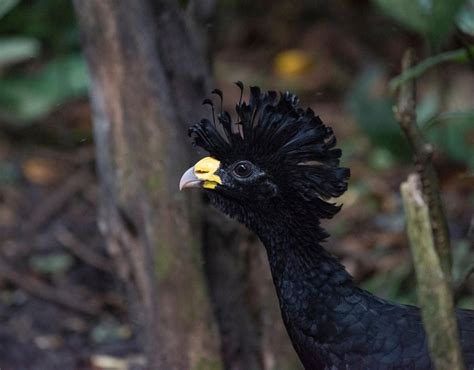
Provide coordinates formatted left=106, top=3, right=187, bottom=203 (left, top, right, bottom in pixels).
left=179, top=84, right=474, bottom=369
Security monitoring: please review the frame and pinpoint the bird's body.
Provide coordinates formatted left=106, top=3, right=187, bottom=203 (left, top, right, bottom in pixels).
left=180, top=84, right=474, bottom=369
left=258, top=214, right=474, bottom=369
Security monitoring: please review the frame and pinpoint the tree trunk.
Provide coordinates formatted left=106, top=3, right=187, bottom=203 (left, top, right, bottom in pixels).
left=74, top=1, right=299, bottom=369
left=73, top=1, right=220, bottom=368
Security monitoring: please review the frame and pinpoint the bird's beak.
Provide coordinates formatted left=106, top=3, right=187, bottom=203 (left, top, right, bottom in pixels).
left=179, top=156, right=222, bottom=190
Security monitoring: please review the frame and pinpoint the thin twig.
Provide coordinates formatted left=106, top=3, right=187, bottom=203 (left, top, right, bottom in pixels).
left=394, top=49, right=452, bottom=278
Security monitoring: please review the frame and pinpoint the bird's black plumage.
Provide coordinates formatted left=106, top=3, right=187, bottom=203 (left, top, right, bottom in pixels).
left=186, top=83, right=474, bottom=369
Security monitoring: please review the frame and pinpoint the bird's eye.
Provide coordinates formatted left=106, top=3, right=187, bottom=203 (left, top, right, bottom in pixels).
left=232, top=161, right=253, bottom=178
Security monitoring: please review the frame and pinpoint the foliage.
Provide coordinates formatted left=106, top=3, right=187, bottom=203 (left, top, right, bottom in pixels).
left=457, top=0, right=474, bottom=36
left=29, top=252, right=74, bottom=275
left=426, top=112, right=474, bottom=169
left=349, top=61, right=474, bottom=169
left=373, top=0, right=468, bottom=48
left=90, top=320, right=132, bottom=344
left=0, top=37, right=40, bottom=67
left=0, top=54, right=88, bottom=123
left=0, top=0, right=79, bottom=52
left=389, top=46, right=474, bottom=91
left=0, top=0, right=19, bottom=18
left=0, top=0, right=40, bottom=68
left=0, top=0, right=85, bottom=123
left=351, top=0, right=474, bottom=170
left=416, top=91, right=474, bottom=169
left=347, top=66, right=410, bottom=162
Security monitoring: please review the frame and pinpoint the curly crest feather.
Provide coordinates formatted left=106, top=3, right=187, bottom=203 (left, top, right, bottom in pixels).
left=189, top=82, right=350, bottom=219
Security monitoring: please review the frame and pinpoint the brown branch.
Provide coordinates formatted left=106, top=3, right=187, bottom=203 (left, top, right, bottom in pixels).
left=54, top=225, right=113, bottom=273
left=401, top=174, right=465, bottom=370
left=22, top=168, right=93, bottom=235
left=394, top=49, right=452, bottom=278
left=0, top=257, right=101, bottom=316
left=396, top=49, right=465, bottom=368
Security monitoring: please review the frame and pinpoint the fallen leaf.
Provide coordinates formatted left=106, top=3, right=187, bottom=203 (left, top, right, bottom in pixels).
left=274, top=49, right=315, bottom=78
left=22, top=157, right=63, bottom=185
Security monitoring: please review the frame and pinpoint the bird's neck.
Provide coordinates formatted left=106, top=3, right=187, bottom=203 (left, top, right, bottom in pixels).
left=254, top=213, right=362, bottom=342
left=255, top=213, right=352, bottom=289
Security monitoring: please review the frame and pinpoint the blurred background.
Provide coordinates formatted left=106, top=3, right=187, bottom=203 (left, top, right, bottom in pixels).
left=0, top=0, right=473, bottom=369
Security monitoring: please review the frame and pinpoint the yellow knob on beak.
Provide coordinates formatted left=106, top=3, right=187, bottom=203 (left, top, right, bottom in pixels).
left=179, top=157, right=222, bottom=190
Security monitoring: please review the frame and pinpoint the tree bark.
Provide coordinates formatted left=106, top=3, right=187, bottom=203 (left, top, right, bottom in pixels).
left=74, top=1, right=299, bottom=369
left=395, top=49, right=451, bottom=278
left=401, top=174, right=464, bottom=370
left=73, top=1, right=221, bottom=368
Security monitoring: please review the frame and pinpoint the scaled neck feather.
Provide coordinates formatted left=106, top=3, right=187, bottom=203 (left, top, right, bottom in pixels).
left=251, top=207, right=353, bottom=288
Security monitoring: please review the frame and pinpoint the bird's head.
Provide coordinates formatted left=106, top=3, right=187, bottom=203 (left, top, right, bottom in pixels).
left=180, top=83, right=350, bottom=231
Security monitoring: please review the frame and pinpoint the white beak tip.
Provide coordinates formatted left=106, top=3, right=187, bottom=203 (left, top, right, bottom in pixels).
left=179, top=166, right=202, bottom=190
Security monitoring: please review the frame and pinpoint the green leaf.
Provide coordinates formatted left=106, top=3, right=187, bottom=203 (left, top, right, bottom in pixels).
left=368, top=147, right=397, bottom=170
left=29, top=252, right=74, bottom=275
left=427, top=0, right=467, bottom=46
left=416, top=91, right=440, bottom=125
left=457, top=0, right=474, bottom=35
left=0, top=0, right=78, bottom=53
left=373, top=0, right=467, bottom=47
left=0, top=0, right=19, bottom=19
left=424, top=110, right=474, bottom=168
left=91, top=321, right=132, bottom=344
left=389, top=46, right=474, bottom=91
left=374, top=0, right=430, bottom=34
left=346, top=67, right=410, bottom=160
left=0, top=53, right=89, bottom=123
left=422, top=110, right=474, bottom=130
left=0, top=36, right=40, bottom=67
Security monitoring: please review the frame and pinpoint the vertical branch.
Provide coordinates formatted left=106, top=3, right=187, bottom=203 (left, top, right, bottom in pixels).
left=394, top=49, right=452, bottom=278
left=396, top=49, right=464, bottom=368
left=401, top=175, right=465, bottom=370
